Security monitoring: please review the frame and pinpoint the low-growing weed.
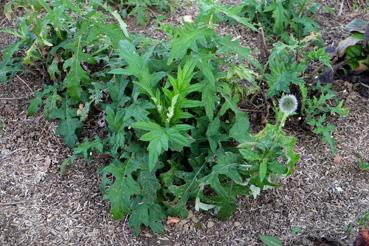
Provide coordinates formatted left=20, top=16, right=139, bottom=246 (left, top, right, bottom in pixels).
left=358, top=211, right=369, bottom=229
left=252, top=37, right=348, bottom=153
left=0, top=0, right=348, bottom=236
left=260, top=234, right=283, bottom=246
left=299, top=83, right=349, bottom=153
left=201, top=0, right=320, bottom=41
left=109, top=0, right=174, bottom=25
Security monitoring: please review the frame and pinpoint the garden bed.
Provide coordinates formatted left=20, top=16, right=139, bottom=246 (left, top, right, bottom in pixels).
left=1, top=1, right=369, bottom=245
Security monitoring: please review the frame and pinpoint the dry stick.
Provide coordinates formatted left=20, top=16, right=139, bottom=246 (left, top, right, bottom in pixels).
left=0, top=148, right=28, bottom=159
left=0, top=96, right=29, bottom=100
left=358, top=82, right=369, bottom=90
left=0, top=200, right=30, bottom=206
left=238, top=108, right=267, bottom=113
left=257, top=27, right=269, bottom=65
left=338, top=0, right=345, bottom=16
left=0, top=18, right=6, bottom=26
left=16, top=75, right=34, bottom=95
left=346, top=0, right=352, bottom=12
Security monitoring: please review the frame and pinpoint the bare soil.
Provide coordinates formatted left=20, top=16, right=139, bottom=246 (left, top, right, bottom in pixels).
left=1, top=1, right=369, bottom=245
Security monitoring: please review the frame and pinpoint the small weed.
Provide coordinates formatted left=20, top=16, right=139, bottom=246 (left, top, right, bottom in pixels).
left=0, top=0, right=348, bottom=236
left=260, top=234, right=283, bottom=246
left=358, top=211, right=369, bottom=229
left=291, top=226, right=303, bottom=235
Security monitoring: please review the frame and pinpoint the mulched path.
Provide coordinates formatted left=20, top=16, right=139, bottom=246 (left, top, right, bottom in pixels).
left=1, top=1, right=369, bottom=245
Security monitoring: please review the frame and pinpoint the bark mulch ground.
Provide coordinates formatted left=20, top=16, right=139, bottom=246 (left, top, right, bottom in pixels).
left=1, top=1, right=369, bottom=245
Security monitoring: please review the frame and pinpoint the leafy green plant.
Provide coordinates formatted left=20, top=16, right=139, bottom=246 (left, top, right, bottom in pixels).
left=359, top=160, right=369, bottom=171
left=2, top=0, right=300, bottom=235
left=110, top=0, right=173, bottom=25
left=334, top=19, right=369, bottom=73
left=198, top=0, right=257, bottom=31
left=299, top=83, right=349, bottom=153
left=238, top=96, right=299, bottom=197
left=358, top=211, right=369, bottom=229
left=0, top=0, right=346, bottom=237
left=356, top=155, right=369, bottom=171
left=238, top=0, right=320, bottom=40
left=256, top=39, right=348, bottom=153
left=256, top=38, right=330, bottom=98
left=260, top=234, right=283, bottom=246
left=196, top=0, right=320, bottom=41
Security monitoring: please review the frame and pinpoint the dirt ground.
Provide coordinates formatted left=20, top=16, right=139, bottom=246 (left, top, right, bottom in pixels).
left=1, top=1, right=369, bottom=246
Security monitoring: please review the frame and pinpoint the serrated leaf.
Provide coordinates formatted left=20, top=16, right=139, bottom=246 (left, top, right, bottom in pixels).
left=129, top=203, right=165, bottom=235
left=269, top=1, right=289, bottom=34
left=133, top=122, right=193, bottom=171
left=206, top=117, right=222, bottom=153
left=167, top=165, right=204, bottom=217
left=56, top=117, right=82, bottom=147
left=63, top=37, right=90, bottom=100
left=212, top=152, right=243, bottom=184
left=50, top=99, right=82, bottom=147
left=230, top=112, right=250, bottom=143
left=216, top=35, right=250, bottom=59
left=27, top=93, right=43, bottom=116
left=167, top=23, right=214, bottom=64
left=128, top=165, right=166, bottom=235
left=74, top=137, right=103, bottom=159
left=197, top=54, right=217, bottom=119
left=101, top=160, right=141, bottom=220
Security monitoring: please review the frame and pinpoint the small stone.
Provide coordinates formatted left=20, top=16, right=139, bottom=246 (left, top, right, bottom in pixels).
left=187, top=210, right=193, bottom=219
left=182, top=15, right=194, bottom=23
left=191, top=216, right=199, bottom=223
left=335, top=186, right=343, bottom=192
left=178, top=219, right=188, bottom=227
left=207, top=221, right=215, bottom=228
left=234, top=221, right=241, bottom=227
left=183, top=224, right=190, bottom=232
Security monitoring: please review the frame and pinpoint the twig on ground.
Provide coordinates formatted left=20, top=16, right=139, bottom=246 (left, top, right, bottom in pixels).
left=0, top=200, right=30, bottom=206
left=338, top=0, right=345, bottom=16
left=16, top=75, right=34, bottom=95
left=0, top=148, right=28, bottom=160
left=0, top=96, right=29, bottom=100
left=0, top=18, right=6, bottom=26
left=257, top=27, right=269, bottom=64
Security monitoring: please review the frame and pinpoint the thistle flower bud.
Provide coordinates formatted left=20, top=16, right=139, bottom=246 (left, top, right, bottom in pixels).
left=279, top=95, right=298, bottom=115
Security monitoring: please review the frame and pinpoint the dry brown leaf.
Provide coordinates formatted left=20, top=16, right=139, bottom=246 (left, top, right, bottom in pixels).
left=166, top=216, right=181, bottom=226
left=352, top=61, right=369, bottom=74
left=354, top=229, right=369, bottom=245
left=336, top=36, right=361, bottom=57
left=333, top=155, right=342, bottom=165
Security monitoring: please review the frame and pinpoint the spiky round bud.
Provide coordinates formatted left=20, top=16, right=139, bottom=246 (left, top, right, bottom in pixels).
left=279, top=95, right=298, bottom=115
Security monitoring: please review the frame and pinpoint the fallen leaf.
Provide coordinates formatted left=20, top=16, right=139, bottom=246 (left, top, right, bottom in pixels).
left=352, top=61, right=369, bottom=74
left=166, top=216, right=180, bottom=226
left=333, top=155, right=342, bottom=165
left=354, top=229, right=369, bottom=246
left=336, top=36, right=362, bottom=57
left=345, top=19, right=368, bottom=33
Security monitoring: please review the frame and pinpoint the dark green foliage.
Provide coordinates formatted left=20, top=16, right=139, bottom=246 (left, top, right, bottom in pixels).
left=299, top=83, right=349, bottom=153
left=198, top=0, right=320, bottom=41
left=1, top=0, right=347, bottom=236
left=239, top=0, right=320, bottom=40
left=109, top=0, right=172, bottom=25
